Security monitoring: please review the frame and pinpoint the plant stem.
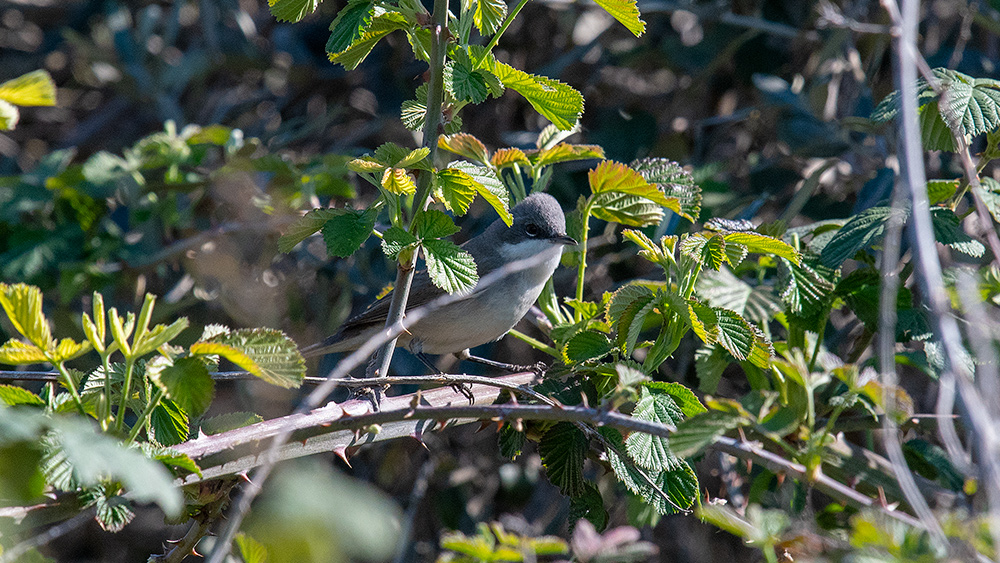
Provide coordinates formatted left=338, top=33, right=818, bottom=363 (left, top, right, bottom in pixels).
left=507, top=328, right=559, bottom=357
left=475, top=0, right=531, bottom=69
left=574, top=207, right=591, bottom=320
left=53, top=361, right=86, bottom=417
left=115, top=358, right=136, bottom=433
left=100, top=352, right=112, bottom=429
left=128, top=388, right=165, bottom=442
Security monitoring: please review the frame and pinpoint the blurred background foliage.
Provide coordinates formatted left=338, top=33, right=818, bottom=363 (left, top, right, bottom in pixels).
left=2, top=0, right=999, bottom=561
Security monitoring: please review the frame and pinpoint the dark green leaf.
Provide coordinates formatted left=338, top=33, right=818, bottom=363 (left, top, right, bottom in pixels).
left=320, top=207, right=378, bottom=258
left=326, top=0, right=376, bottom=53
left=327, top=12, right=409, bottom=70
left=415, top=209, right=460, bottom=240
left=499, top=423, right=526, bottom=459
left=568, top=482, right=608, bottom=531
left=269, top=0, right=319, bottom=22
left=626, top=387, right=684, bottom=470
left=539, top=422, right=587, bottom=496
left=820, top=206, right=906, bottom=268
left=147, top=356, right=215, bottom=418
left=150, top=398, right=190, bottom=446
left=713, top=309, right=755, bottom=362
left=563, top=330, right=613, bottom=363
left=931, top=207, right=985, bottom=258
left=422, top=239, right=479, bottom=294
left=669, top=410, right=747, bottom=458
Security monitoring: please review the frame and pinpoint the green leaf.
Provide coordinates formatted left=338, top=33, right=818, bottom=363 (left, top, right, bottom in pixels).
left=92, top=490, right=135, bottom=532
left=0, top=70, right=57, bottom=107
left=150, top=398, right=190, bottom=446
left=491, top=147, right=530, bottom=169
left=474, top=0, right=506, bottom=34
left=696, top=268, right=780, bottom=323
left=132, top=318, right=189, bottom=358
left=397, top=147, right=431, bottom=169
left=56, top=425, right=183, bottom=518
left=326, top=0, right=376, bottom=53
left=278, top=209, right=340, bottom=253
left=820, top=206, right=906, bottom=268
left=591, top=0, right=645, bottom=35
left=539, top=422, right=587, bottom=496
left=423, top=239, right=479, bottom=294
left=919, top=101, right=958, bottom=151
left=643, top=381, right=706, bottom=417
left=321, top=207, right=377, bottom=257
left=927, top=179, right=959, bottom=205
left=199, top=411, right=264, bottom=435
left=381, top=226, right=418, bottom=259
left=590, top=191, right=665, bottom=227
left=0, top=339, right=48, bottom=364
left=980, top=177, right=1000, bottom=223
left=670, top=410, right=747, bottom=458
left=434, top=168, right=477, bottom=215
left=485, top=59, right=583, bottom=130
left=447, top=160, right=512, bottom=225
left=328, top=11, right=409, bottom=70
left=630, top=158, right=700, bottom=222
left=588, top=160, right=682, bottom=212
left=0, top=283, right=54, bottom=351
left=268, top=0, right=320, bottom=22
left=601, top=428, right=697, bottom=515
left=236, top=533, right=270, bottom=563
left=777, top=258, right=836, bottom=316
left=415, top=209, right=460, bottom=239
left=722, top=232, right=799, bottom=264
left=0, top=384, right=44, bottom=406
left=713, top=308, right=755, bottom=362
left=438, top=133, right=490, bottom=164
left=381, top=167, right=417, bottom=195
left=626, top=387, right=684, bottom=470
left=447, top=57, right=489, bottom=104
left=147, top=356, right=215, bottom=418
left=498, top=423, right=526, bottom=459
left=375, top=142, right=411, bottom=166
left=531, top=143, right=605, bottom=167
left=568, top=482, right=609, bottom=531
left=931, top=207, right=985, bottom=258
left=563, top=330, right=613, bottom=363
left=193, top=329, right=306, bottom=389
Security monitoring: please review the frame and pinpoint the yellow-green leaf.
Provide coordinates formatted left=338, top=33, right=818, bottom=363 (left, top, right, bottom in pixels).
left=0, top=340, right=47, bottom=364
left=52, top=338, right=91, bottom=363
left=591, top=0, right=645, bottom=36
left=0, top=283, right=54, bottom=351
left=588, top=160, right=681, bottom=213
left=531, top=143, right=605, bottom=167
left=381, top=167, right=417, bottom=195
left=438, top=133, right=490, bottom=164
left=491, top=147, right=530, bottom=169
left=0, top=70, right=57, bottom=107
left=485, top=60, right=583, bottom=131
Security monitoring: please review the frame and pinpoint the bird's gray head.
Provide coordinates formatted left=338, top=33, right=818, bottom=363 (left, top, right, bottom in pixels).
left=494, top=192, right=577, bottom=248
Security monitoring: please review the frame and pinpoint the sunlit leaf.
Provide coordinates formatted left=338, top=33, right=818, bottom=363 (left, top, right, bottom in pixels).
left=563, top=330, right=613, bottom=363
left=326, top=0, right=376, bottom=53
left=328, top=11, right=409, bottom=70
left=268, top=0, right=320, bottom=22
left=321, top=207, right=378, bottom=257
left=591, top=0, right=645, bottom=36
left=193, top=329, right=305, bottom=389
left=446, top=160, right=512, bottom=225
left=423, top=239, right=479, bottom=294
left=438, top=133, right=490, bottom=164
left=0, top=70, right=57, bottom=107
left=485, top=59, right=583, bottom=130
left=147, top=356, right=215, bottom=418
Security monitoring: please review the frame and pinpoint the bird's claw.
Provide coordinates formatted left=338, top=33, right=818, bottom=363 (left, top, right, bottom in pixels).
left=530, top=361, right=549, bottom=375
left=351, top=385, right=387, bottom=411
left=450, top=382, right=475, bottom=404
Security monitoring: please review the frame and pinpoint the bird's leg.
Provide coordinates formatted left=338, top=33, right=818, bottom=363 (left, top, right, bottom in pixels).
left=410, top=350, right=474, bottom=403
left=455, top=349, right=548, bottom=375
left=349, top=354, right=386, bottom=411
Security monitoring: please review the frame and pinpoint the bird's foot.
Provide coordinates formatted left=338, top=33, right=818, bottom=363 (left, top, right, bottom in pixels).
left=350, top=384, right=387, bottom=411
left=449, top=382, right=476, bottom=404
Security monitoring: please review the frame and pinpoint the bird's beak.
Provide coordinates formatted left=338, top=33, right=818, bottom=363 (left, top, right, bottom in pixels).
left=552, top=234, right=578, bottom=246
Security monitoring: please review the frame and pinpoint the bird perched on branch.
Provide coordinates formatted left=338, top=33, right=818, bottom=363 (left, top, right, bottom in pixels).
left=303, top=192, right=576, bottom=373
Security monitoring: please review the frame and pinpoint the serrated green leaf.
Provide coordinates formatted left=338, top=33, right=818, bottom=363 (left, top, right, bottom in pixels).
left=236, top=533, right=270, bottom=563
left=447, top=160, right=512, bottom=225
left=617, top=296, right=656, bottom=356
left=150, top=398, right=190, bottom=446
left=195, top=329, right=305, bottom=388
left=485, top=59, right=583, bottom=130
left=438, top=133, right=490, bottom=163
left=590, top=191, right=665, bottom=227
left=0, top=70, right=56, bottom=107
left=447, top=59, right=489, bottom=104
left=931, top=207, right=985, bottom=258
left=147, top=356, right=214, bottom=418
left=381, top=167, right=417, bottom=195
left=531, top=143, right=605, bottom=167
left=423, top=239, right=479, bottom=294
left=722, top=232, right=799, bottom=264
left=777, top=258, right=836, bottom=316
left=919, top=100, right=958, bottom=151
left=321, top=207, right=377, bottom=257
left=199, top=411, right=264, bottom=435
left=327, top=11, right=409, bottom=70
left=434, top=168, right=477, bottom=215
left=592, top=0, right=645, bottom=35
left=630, top=158, right=700, bottom=222
left=713, top=309, right=755, bottom=362
left=347, top=155, right=385, bottom=172
left=626, top=387, right=684, bottom=470
left=670, top=410, right=747, bottom=458
left=563, top=330, right=613, bottom=363
left=568, top=482, right=609, bottom=531
left=601, top=428, right=696, bottom=515
left=0, top=339, right=48, bottom=364
left=697, top=269, right=781, bottom=323
left=474, top=0, right=506, bottom=34
left=268, top=0, right=319, bottom=22
left=93, top=491, right=134, bottom=532
left=820, top=206, right=907, bottom=268
left=491, top=147, right=530, bottom=169
left=607, top=283, right=656, bottom=325
left=539, top=422, right=587, bottom=496
left=397, top=147, right=431, bottom=169
left=499, top=422, right=526, bottom=459
left=0, top=283, right=54, bottom=351
left=643, top=381, right=706, bottom=417
left=0, top=384, right=44, bottom=406
left=927, top=179, right=959, bottom=205
left=326, top=0, right=376, bottom=53
left=279, top=208, right=344, bottom=253
left=588, top=161, right=681, bottom=213
left=694, top=345, right=727, bottom=393
left=381, top=226, right=418, bottom=259
left=415, top=209, right=460, bottom=239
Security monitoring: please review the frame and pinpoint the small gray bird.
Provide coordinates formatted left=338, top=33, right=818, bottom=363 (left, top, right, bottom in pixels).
left=306, top=192, right=576, bottom=372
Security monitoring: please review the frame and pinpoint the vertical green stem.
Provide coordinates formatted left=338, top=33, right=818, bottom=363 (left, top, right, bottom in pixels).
left=115, top=358, right=136, bottom=433
left=128, top=388, right=164, bottom=442
left=475, top=0, right=531, bottom=69
left=54, top=361, right=86, bottom=416
left=100, top=352, right=113, bottom=430
left=574, top=209, right=591, bottom=321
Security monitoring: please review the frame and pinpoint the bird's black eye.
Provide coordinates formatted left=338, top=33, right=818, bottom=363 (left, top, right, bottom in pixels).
left=524, top=223, right=540, bottom=237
